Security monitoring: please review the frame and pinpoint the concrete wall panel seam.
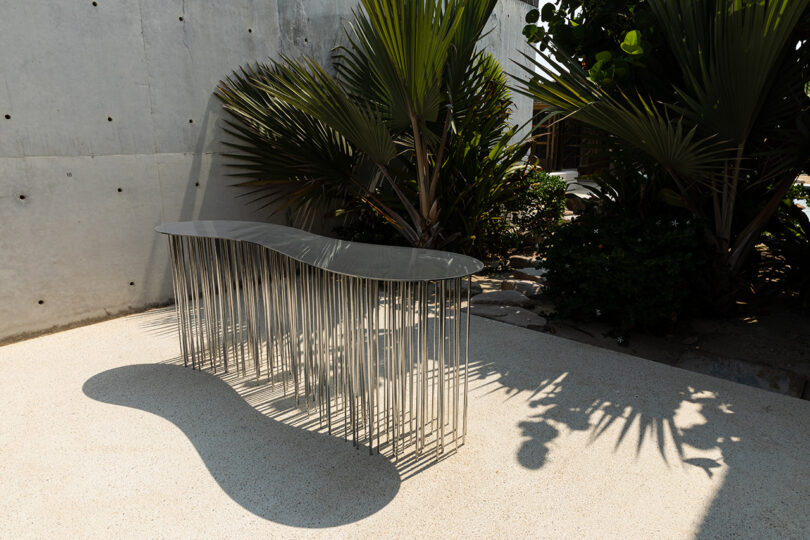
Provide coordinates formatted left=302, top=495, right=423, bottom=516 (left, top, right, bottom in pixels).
left=0, top=0, right=532, bottom=342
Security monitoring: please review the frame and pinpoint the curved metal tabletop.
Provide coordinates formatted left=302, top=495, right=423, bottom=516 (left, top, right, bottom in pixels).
left=156, top=220, right=484, bottom=282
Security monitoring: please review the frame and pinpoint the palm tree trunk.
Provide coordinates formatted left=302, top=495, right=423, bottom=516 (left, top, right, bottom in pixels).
left=707, top=171, right=796, bottom=308
left=411, top=116, right=431, bottom=221
left=728, top=173, right=796, bottom=275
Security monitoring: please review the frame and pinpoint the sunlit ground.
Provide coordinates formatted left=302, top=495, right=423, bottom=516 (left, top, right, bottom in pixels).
left=1, top=307, right=807, bottom=538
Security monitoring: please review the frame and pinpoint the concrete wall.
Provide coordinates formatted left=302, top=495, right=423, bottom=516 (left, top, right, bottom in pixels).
left=0, top=0, right=532, bottom=342
left=482, top=0, right=535, bottom=139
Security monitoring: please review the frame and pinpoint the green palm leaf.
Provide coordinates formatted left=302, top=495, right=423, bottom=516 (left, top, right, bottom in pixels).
left=217, top=0, right=531, bottom=250
left=252, top=56, right=397, bottom=167
left=516, top=42, right=729, bottom=181
left=514, top=0, right=810, bottom=283
left=215, top=64, right=360, bottom=225
left=652, top=0, right=809, bottom=145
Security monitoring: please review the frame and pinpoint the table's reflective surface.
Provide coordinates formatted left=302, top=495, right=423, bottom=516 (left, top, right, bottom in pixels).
left=156, top=221, right=483, bottom=281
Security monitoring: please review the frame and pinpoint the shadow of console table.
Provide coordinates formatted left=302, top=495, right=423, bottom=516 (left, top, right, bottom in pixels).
left=156, top=221, right=483, bottom=460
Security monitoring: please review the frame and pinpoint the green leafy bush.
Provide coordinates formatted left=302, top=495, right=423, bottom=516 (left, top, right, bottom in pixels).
left=542, top=204, right=709, bottom=333
left=762, top=191, right=810, bottom=309
left=519, top=0, right=810, bottom=305
left=508, top=168, right=567, bottom=247
left=332, top=204, right=409, bottom=247
left=471, top=167, right=567, bottom=258
left=522, top=0, right=679, bottom=98
left=216, top=0, right=530, bottom=249
left=331, top=164, right=568, bottom=261
left=786, top=182, right=810, bottom=201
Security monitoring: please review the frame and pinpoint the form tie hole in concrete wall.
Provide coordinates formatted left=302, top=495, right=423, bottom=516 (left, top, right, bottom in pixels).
left=4, top=114, right=10, bottom=120
left=92, top=1, right=98, bottom=6
left=248, top=28, right=252, bottom=33
left=188, top=119, right=193, bottom=124
left=179, top=16, right=184, bottom=22
left=117, top=188, right=122, bottom=193
left=129, top=281, right=135, bottom=287
left=37, top=300, right=44, bottom=305
left=195, top=182, right=200, bottom=187
left=107, top=116, right=113, bottom=122
left=18, top=194, right=26, bottom=200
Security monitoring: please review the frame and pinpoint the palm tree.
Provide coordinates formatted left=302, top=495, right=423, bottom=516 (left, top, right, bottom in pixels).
left=517, top=0, right=810, bottom=299
left=216, top=0, right=528, bottom=249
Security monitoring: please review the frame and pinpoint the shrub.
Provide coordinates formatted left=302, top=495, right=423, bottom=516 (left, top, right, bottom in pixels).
left=509, top=168, right=568, bottom=247
left=542, top=204, right=709, bottom=333
left=333, top=205, right=408, bottom=247
left=216, top=0, right=530, bottom=249
left=522, top=0, right=679, bottom=100
left=519, top=0, right=810, bottom=305
left=761, top=189, right=810, bottom=309
left=332, top=165, right=569, bottom=262
left=471, top=167, right=568, bottom=258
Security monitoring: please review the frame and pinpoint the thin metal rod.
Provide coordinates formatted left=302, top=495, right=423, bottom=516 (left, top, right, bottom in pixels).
left=163, top=233, right=474, bottom=460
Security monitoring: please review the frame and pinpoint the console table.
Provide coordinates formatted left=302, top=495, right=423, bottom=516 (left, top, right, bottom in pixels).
left=156, top=221, right=483, bottom=460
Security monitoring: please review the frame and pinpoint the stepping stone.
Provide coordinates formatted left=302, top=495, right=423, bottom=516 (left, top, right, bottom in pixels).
left=501, top=279, right=544, bottom=299
left=509, top=255, right=535, bottom=268
left=470, top=304, right=547, bottom=330
left=514, top=267, right=547, bottom=283
left=516, top=266, right=547, bottom=277
left=471, top=290, right=533, bottom=308
left=677, top=351, right=806, bottom=398
left=444, top=279, right=483, bottom=297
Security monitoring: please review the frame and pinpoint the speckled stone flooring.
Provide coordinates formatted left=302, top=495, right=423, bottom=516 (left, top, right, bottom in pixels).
left=1, top=307, right=808, bottom=538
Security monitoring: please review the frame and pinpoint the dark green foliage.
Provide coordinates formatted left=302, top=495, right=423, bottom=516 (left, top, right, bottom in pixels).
left=333, top=204, right=410, bottom=246
left=333, top=165, right=568, bottom=260
left=328, top=51, right=531, bottom=256
left=762, top=193, right=810, bottom=309
left=468, top=167, right=567, bottom=258
left=576, top=142, right=687, bottom=219
left=430, top=53, right=532, bottom=255
left=543, top=204, right=709, bottom=332
left=786, top=182, right=810, bottom=201
left=519, top=0, right=810, bottom=305
left=508, top=168, right=567, bottom=247
left=216, top=0, right=532, bottom=250
left=523, top=0, right=680, bottom=97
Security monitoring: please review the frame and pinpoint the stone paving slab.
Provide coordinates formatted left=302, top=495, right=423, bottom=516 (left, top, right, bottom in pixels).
left=471, top=290, right=534, bottom=308
left=1, top=308, right=808, bottom=538
left=469, top=304, right=548, bottom=329
left=501, top=279, right=545, bottom=299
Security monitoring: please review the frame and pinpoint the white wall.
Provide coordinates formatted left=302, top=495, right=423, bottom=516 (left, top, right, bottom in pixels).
left=0, top=0, right=532, bottom=342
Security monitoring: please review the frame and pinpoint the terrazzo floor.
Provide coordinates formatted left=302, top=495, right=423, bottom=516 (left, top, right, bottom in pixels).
left=1, top=307, right=808, bottom=538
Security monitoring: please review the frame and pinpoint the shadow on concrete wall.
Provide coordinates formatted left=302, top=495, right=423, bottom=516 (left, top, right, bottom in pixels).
left=172, top=91, right=261, bottom=223
left=140, top=91, right=270, bottom=310
left=82, top=362, right=400, bottom=527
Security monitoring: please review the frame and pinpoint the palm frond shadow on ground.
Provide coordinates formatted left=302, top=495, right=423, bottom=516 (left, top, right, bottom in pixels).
left=136, top=305, right=732, bottom=471
left=128, top=307, right=809, bottom=536
left=470, top=318, right=808, bottom=538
